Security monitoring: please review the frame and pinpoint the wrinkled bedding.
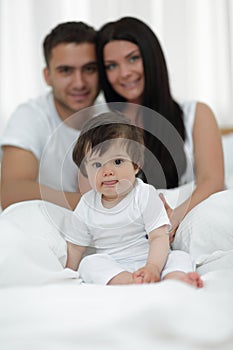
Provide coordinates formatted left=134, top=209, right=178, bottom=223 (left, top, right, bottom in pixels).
left=0, top=132, right=233, bottom=350
left=0, top=190, right=233, bottom=350
left=1, top=270, right=233, bottom=350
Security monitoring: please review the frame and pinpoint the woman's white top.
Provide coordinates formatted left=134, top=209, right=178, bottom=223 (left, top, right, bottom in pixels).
left=180, top=101, right=197, bottom=185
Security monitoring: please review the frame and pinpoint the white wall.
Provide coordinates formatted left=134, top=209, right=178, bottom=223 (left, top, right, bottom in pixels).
left=0, top=0, right=232, bottom=134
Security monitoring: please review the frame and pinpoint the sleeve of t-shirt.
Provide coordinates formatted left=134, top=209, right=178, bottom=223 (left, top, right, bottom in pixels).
left=139, top=184, right=171, bottom=234
left=64, top=198, right=92, bottom=247
left=0, top=102, right=50, bottom=161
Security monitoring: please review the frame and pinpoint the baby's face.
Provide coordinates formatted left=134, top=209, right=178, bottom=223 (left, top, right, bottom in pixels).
left=85, top=140, right=138, bottom=201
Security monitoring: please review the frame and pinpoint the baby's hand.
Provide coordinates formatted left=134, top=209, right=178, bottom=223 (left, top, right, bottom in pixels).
left=133, top=263, right=161, bottom=284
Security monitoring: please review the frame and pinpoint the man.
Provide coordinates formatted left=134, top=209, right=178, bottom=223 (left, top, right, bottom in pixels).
left=0, top=21, right=100, bottom=210
left=0, top=21, right=101, bottom=286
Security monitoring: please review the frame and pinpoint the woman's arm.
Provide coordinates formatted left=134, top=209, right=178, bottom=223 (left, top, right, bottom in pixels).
left=166, top=102, right=224, bottom=238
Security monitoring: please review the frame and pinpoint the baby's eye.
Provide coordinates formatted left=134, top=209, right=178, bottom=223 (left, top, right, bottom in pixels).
left=114, top=158, right=123, bottom=165
left=93, top=162, right=102, bottom=169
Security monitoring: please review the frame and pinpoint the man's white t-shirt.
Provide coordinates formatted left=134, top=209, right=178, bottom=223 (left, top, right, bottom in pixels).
left=0, top=92, right=106, bottom=192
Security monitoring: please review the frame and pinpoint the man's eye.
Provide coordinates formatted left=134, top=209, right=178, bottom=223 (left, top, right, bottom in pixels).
left=83, top=64, right=98, bottom=74
left=58, top=66, right=72, bottom=74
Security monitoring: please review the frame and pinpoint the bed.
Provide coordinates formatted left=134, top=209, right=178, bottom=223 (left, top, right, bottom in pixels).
left=0, top=130, right=233, bottom=350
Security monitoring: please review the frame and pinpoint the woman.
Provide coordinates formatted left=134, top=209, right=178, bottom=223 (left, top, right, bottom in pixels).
left=96, top=16, right=225, bottom=241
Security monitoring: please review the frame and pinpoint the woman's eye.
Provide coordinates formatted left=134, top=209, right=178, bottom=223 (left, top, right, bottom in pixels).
left=105, top=63, right=117, bottom=71
left=129, top=55, right=140, bottom=63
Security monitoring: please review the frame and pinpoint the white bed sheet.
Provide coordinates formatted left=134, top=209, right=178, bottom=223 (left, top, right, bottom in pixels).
left=1, top=269, right=233, bottom=350
left=0, top=190, right=233, bottom=350
left=1, top=133, right=233, bottom=349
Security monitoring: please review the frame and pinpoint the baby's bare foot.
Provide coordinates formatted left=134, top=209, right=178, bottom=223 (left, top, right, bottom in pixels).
left=178, top=272, right=203, bottom=288
left=108, top=271, right=134, bottom=285
left=164, top=271, right=203, bottom=288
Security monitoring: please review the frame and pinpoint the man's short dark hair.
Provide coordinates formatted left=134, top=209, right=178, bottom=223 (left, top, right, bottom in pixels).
left=43, top=21, right=97, bottom=67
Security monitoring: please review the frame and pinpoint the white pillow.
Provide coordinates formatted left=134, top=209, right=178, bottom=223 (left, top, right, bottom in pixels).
left=172, top=190, right=233, bottom=261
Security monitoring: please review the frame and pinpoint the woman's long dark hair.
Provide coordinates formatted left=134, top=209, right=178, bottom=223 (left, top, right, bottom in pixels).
left=97, top=16, right=187, bottom=189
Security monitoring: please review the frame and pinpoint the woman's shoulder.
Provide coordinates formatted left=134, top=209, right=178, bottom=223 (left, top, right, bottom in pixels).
left=194, top=101, right=216, bottom=117
left=182, top=101, right=217, bottom=130
left=192, top=101, right=219, bottom=132
left=181, top=100, right=214, bottom=121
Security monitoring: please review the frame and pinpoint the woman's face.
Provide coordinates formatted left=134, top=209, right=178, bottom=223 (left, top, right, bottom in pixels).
left=103, top=40, right=144, bottom=104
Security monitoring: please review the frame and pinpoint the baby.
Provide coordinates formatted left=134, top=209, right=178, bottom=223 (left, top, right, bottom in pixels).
left=65, top=112, right=203, bottom=287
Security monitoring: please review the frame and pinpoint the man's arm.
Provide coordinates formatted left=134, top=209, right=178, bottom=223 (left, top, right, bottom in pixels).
left=1, top=146, right=81, bottom=210
left=66, top=242, right=86, bottom=271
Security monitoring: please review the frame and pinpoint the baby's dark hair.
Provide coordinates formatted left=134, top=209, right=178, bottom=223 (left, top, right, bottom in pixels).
left=73, top=112, right=144, bottom=177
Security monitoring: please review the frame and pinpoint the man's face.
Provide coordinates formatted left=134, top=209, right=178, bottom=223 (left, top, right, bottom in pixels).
left=44, top=42, right=99, bottom=120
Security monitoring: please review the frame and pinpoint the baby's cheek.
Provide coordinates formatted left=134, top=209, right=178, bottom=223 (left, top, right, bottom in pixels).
left=89, top=171, right=100, bottom=190
left=116, top=179, right=134, bottom=194
left=78, top=172, right=92, bottom=194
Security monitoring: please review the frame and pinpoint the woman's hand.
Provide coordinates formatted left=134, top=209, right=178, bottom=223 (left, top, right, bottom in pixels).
left=159, top=193, right=179, bottom=243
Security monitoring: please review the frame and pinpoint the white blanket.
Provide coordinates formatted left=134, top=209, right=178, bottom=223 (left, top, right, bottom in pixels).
left=0, top=192, right=233, bottom=350
left=1, top=131, right=233, bottom=350
left=1, top=270, right=233, bottom=350
left=0, top=196, right=232, bottom=349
